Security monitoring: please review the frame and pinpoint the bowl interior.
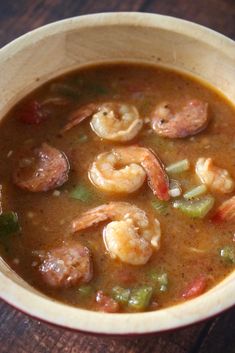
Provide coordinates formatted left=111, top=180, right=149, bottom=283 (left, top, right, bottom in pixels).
left=0, top=13, right=234, bottom=335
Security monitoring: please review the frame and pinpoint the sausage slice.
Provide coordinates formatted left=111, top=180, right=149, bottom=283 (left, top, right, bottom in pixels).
left=151, top=99, right=209, bottom=138
left=39, top=241, right=93, bottom=288
left=13, top=143, right=69, bottom=192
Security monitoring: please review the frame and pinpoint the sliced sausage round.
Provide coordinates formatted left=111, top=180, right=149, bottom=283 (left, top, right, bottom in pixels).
left=39, top=241, right=93, bottom=288
left=13, top=143, right=69, bottom=192
left=151, top=99, right=209, bottom=138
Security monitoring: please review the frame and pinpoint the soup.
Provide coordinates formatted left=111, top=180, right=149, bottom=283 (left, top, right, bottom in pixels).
left=0, top=64, right=234, bottom=313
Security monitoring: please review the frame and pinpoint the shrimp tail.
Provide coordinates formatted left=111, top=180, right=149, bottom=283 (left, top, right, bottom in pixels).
left=61, top=103, right=97, bottom=133
left=71, top=204, right=110, bottom=232
left=142, top=149, right=170, bottom=201
left=211, top=196, right=235, bottom=223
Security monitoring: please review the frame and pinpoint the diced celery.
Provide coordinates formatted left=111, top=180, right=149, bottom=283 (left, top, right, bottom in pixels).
left=157, top=273, right=168, bottom=292
left=166, top=159, right=190, bottom=174
left=173, top=196, right=215, bottom=218
left=70, top=184, right=93, bottom=202
left=78, top=285, right=93, bottom=297
left=150, top=271, right=169, bottom=292
left=184, top=185, right=207, bottom=200
left=151, top=200, right=168, bottom=215
left=112, top=286, right=130, bottom=304
left=128, top=286, right=153, bottom=311
left=0, top=212, right=20, bottom=237
left=220, top=246, right=235, bottom=264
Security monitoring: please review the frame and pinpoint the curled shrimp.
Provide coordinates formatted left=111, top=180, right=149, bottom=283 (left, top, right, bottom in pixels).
left=196, top=158, right=234, bottom=193
left=89, top=146, right=169, bottom=200
left=212, top=196, right=235, bottom=223
left=62, top=102, right=143, bottom=141
left=151, top=99, right=209, bottom=138
left=71, top=202, right=161, bottom=265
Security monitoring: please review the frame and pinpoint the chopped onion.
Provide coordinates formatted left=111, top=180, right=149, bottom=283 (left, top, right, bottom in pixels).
left=169, top=179, right=182, bottom=198
left=169, top=188, right=181, bottom=197
left=184, top=184, right=207, bottom=200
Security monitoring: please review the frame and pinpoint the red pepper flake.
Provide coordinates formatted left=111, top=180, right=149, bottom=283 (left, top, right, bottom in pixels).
left=18, top=100, right=47, bottom=125
left=96, top=290, right=119, bottom=313
left=182, top=275, right=207, bottom=300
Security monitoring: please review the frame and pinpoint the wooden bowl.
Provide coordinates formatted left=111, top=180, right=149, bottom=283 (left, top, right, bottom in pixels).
left=0, top=13, right=234, bottom=336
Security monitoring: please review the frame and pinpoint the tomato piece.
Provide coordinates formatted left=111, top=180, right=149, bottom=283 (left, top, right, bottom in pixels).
left=96, top=290, right=119, bottom=313
left=18, top=100, right=47, bottom=124
left=182, top=275, right=207, bottom=299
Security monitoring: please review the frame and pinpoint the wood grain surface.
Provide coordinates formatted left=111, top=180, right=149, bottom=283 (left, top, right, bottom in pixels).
left=0, top=1, right=234, bottom=352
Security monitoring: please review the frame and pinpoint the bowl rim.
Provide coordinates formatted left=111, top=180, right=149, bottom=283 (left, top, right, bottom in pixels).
left=0, top=12, right=235, bottom=335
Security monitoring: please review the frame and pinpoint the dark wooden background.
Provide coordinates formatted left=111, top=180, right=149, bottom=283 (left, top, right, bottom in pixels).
left=0, top=1, right=235, bottom=352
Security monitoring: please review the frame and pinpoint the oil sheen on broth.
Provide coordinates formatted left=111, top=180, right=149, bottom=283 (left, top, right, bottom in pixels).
left=0, top=64, right=234, bottom=313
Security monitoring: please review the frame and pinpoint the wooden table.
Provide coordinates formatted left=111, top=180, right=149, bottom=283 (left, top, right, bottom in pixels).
left=0, top=1, right=234, bottom=352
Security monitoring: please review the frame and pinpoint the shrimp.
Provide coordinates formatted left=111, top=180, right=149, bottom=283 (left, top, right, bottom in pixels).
left=89, top=146, right=169, bottom=200
left=212, top=196, right=235, bottom=223
left=151, top=99, right=209, bottom=138
left=62, top=102, right=143, bottom=141
left=71, top=202, right=161, bottom=265
left=195, top=158, right=234, bottom=193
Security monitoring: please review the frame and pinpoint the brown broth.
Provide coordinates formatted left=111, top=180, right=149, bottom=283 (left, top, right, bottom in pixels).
left=0, top=63, right=234, bottom=312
